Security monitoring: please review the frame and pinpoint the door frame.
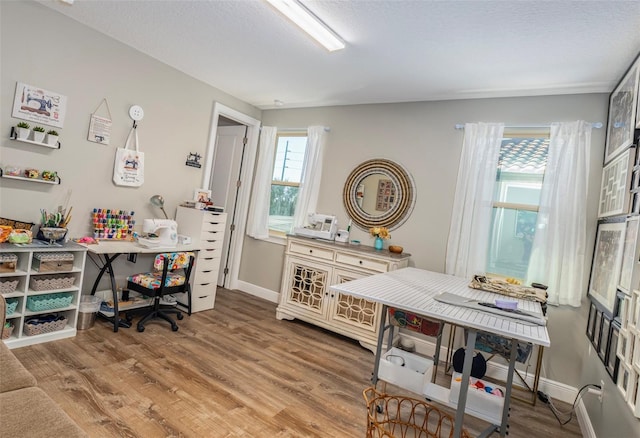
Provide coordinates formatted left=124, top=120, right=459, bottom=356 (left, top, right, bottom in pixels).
left=201, top=102, right=261, bottom=291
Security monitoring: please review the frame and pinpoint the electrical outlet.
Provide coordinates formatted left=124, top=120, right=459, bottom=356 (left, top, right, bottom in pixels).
left=599, top=379, right=604, bottom=403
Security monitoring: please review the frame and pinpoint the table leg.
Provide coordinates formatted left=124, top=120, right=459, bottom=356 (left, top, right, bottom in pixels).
left=371, top=304, right=389, bottom=387
left=499, top=338, right=518, bottom=437
left=90, top=253, right=127, bottom=332
left=453, top=328, right=477, bottom=438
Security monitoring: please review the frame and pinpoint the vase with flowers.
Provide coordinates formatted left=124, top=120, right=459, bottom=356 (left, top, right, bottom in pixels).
left=369, top=226, right=390, bottom=250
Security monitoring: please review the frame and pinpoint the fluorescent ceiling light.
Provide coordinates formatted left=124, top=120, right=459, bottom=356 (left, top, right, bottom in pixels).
left=265, top=0, right=345, bottom=52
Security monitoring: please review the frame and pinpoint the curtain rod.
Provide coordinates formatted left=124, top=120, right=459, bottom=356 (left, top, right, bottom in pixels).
left=262, top=126, right=331, bottom=132
left=454, top=122, right=602, bottom=130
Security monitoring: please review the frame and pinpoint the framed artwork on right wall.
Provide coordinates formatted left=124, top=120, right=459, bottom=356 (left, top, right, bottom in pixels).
left=588, top=218, right=627, bottom=315
left=605, top=56, right=639, bottom=164
left=598, top=148, right=635, bottom=217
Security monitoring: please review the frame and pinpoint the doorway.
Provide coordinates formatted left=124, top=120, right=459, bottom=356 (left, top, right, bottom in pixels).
left=201, top=103, right=260, bottom=291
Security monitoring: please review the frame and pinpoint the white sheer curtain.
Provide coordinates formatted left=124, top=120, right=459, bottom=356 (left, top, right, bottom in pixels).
left=246, top=126, right=277, bottom=239
left=445, top=122, right=504, bottom=278
left=292, top=126, right=328, bottom=230
left=526, top=121, right=592, bottom=306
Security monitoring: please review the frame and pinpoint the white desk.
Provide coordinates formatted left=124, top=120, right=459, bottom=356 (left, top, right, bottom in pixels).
left=81, top=241, right=199, bottom=332
left=329, top=267, right=549, bottom=438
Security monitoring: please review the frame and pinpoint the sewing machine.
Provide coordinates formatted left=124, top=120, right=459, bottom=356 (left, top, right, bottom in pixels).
left=293, top=213, right=338, bottom=241
left=22, top=94, right=52, bottom=116
left=142, top=219, right=178, bottom=247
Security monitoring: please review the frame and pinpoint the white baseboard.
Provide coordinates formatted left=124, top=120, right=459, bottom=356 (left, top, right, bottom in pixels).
left=576, top=398, right=595, bottom=438
left=235, top=280, right=279, bottom=303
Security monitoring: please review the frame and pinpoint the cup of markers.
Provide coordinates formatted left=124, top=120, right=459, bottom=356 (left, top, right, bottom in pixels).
left=92, top=208, right=135, bottom=240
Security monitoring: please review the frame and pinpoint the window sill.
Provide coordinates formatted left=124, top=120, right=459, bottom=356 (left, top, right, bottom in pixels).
left=250, top=234, right=287, bottom=246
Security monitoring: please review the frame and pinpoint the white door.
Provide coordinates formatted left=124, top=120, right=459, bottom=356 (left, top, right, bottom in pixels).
left=209, top=125, right=247, bottom=287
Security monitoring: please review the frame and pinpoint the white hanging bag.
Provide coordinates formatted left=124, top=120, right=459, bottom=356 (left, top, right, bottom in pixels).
left=113, top=127, right=144, bottom=187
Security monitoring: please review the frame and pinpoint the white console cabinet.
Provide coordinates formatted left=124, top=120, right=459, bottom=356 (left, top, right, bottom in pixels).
left=0, top=242, right=87, bottom=349
left=176, top=207, right=227, bottom=312
left=276, top=235, right=410, bottom=352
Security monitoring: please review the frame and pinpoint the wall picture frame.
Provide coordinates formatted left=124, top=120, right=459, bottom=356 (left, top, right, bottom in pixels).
left=619, top=216, right=640, bottom=294
left=598, top=148, right=635, bottom=217
left=593, top=309, right=603, bottom=349
left=599, top=316, right=611, bottom=361
left=605, top=58, right=639, bottom=164
left=607, top=322, right=620, bottom=380
left=618, top=362, right=634, bottom=401
left=193, top=188, right=211, bottom=203
left=588, top=219, right=627, bottom=315
left=587, top=301, right=597, bottom=340
left=618, top=328, right=629, bottom=361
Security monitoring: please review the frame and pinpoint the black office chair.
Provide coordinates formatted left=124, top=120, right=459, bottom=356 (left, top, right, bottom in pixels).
left=127, top=252, right=195, bottom=332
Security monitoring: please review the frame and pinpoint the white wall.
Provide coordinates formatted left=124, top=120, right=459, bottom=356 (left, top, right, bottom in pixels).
left=0, top=1, right=261, bottom=289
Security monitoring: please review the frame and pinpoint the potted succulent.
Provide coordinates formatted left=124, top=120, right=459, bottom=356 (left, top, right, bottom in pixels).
left=15, top=121, right=30, bottom=140
left=46, top=130, right=59, bottom=146
left=32, top=126, right=46, bottom=143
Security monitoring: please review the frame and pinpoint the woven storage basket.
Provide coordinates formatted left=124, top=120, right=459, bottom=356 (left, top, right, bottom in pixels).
left=2, top=322, right=14, bottom=340
left=0, top=253, right=17, bottom=273
left=26, top=292, right=73, bottom=312
left=24, top=315, right=66, bottom=336
left=32, top=252, right=74, bottom=272
left=0, top=278, right=19, bottom=294
left=5, top=298, right=18, bottom=316
left=363, top=387, right=471, bottom=438
left=30, top=274, right=75, bottom=291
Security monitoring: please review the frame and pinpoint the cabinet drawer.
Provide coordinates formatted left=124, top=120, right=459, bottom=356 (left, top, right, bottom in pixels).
left=200, top=236, right=224, bottom=250
left=194, top=269, right=218, bottom=285
left=190, top=291, right=215, bottom=312
left=335, top=252, right=389, bottom=273
left=196, top=255, right=221, bottom=272
left=289, top=241, right=334, bottom=261
left=201, top=218, right=226, bottom=232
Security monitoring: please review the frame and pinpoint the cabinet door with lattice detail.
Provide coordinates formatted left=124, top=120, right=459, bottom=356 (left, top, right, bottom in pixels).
left=328, top=268, right=381, bottom=336
left=282, top=257, right=331, bottom=317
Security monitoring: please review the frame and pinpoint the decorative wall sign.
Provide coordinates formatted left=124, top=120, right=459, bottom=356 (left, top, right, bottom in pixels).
left=588, top=219, right=627, bottom=315
left=88, top=99, right=113, bottom=145
left=598, top=148, right=634, bottom=217
left=605, top=59, right=639, bottom=164
left=186, top=152, right=202, bottom=168
left=12, top=82, right=67, bottom=128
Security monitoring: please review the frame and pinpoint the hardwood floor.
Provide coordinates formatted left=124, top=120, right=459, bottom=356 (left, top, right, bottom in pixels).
left=12, top=289, right=582, bottom=437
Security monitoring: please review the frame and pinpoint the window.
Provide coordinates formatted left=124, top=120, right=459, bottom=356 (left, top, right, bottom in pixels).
left=486, top=132, right=550, bottom=280
left=268, top=133, right=307, bottom=235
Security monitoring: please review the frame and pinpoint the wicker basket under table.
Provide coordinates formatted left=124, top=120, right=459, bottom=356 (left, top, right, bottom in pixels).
left=363, top=387, right=471, bottom=438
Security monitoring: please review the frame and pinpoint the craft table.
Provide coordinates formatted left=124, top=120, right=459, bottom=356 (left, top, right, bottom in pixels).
left=81, top=240, right=199, bottom=332
left=329, top=267, right=549, bottom=438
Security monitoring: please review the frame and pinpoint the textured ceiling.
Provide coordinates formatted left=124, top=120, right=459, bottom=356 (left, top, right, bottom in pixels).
left=38, top=0, right=640, bottom=110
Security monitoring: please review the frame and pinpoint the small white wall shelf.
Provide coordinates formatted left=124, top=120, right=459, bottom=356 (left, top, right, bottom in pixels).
left=0, top=170, right=60, bottom=185
left=9, top=127, right=61, bottom=149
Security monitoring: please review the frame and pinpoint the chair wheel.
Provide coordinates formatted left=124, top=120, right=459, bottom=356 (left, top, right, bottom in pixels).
left=177, top=313, right=184, bottom=320
left=126, top=314, right=133, bottom=322
left=171, top=325, right=179, bottom=332
left=137, top=326, right=145, bottom=332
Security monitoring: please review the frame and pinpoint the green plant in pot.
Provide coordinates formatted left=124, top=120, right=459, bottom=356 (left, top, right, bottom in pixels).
left=32, top=126, right=46, bottom=143
left=46, top=129, right=59, bottom=147
left=15, top=121, right=30, bottom=140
